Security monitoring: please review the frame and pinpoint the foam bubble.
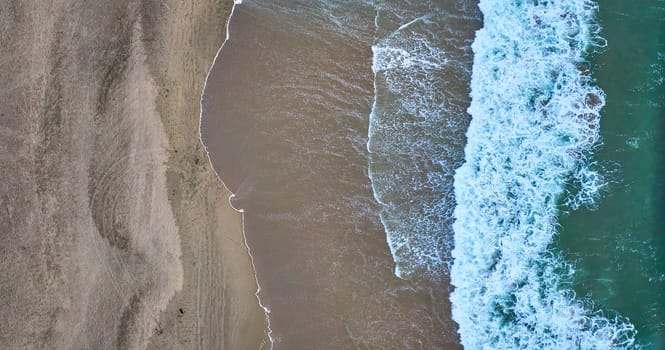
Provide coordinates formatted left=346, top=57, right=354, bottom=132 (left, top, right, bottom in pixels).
left=450, top=0, right=638, bottom=348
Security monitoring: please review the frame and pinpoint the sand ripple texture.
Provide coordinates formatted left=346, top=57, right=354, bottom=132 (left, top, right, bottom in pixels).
left=0, top=1, right=266, bottom=349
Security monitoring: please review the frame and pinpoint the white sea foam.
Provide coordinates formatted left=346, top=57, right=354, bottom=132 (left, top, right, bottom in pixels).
left=450, top=0, right=638, bottom=348
left=369, top=37, right=450, bottom=279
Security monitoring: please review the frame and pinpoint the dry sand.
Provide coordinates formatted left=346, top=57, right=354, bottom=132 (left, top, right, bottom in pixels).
left=0, top=0, right=266, bottom=348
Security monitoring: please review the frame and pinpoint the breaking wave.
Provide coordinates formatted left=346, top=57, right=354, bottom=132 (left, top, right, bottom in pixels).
left=450, top=0, right=638, bottom=348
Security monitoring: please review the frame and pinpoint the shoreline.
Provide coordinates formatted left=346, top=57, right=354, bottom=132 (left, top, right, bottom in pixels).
left=197, top=1, right=275, bottom=348
left=143, top=0, right=269, bottom=348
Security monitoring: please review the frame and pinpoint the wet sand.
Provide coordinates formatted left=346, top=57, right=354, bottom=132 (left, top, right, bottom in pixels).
left=0, top=0, right=265, bottom=348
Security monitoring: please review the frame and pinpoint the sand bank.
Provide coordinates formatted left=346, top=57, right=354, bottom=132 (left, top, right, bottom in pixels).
left=0, top=0, right=266, bottom=348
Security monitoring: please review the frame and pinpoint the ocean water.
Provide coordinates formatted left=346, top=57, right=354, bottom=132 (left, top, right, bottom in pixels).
left=451, top=0, right=663, bottom=348
left=558, top=0, right=665, bottom=348
left=201, top=0, right=665, bottom=348
left=201, top=0, right=474, bottom=348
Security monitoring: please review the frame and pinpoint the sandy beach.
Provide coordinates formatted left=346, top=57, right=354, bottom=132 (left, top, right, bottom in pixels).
left=0, top=0, right=266, bottom=348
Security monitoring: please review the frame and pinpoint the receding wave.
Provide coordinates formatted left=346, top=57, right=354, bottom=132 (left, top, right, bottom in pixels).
left=450, top=0, right=638, bottom=348
left=367, top=1, right=478, bottom=281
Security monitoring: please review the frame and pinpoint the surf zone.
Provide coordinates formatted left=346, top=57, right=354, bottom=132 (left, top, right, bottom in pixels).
left=450, top=0, right=638, bottom=348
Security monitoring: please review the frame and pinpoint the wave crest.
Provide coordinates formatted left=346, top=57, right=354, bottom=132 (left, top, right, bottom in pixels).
left=450, top=0, right=638, bottom=348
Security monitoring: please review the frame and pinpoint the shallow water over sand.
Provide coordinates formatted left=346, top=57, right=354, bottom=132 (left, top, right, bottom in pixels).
left=201, top=1, right=477, bottom=348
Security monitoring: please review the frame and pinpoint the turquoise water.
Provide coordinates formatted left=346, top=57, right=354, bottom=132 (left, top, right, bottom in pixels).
left=450, top=0, right=642, bottom=348
left=558, top=0, right=665, bottom=348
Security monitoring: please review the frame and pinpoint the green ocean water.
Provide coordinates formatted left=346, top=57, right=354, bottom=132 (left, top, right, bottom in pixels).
left=558, top=0, right=665, bottom=348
